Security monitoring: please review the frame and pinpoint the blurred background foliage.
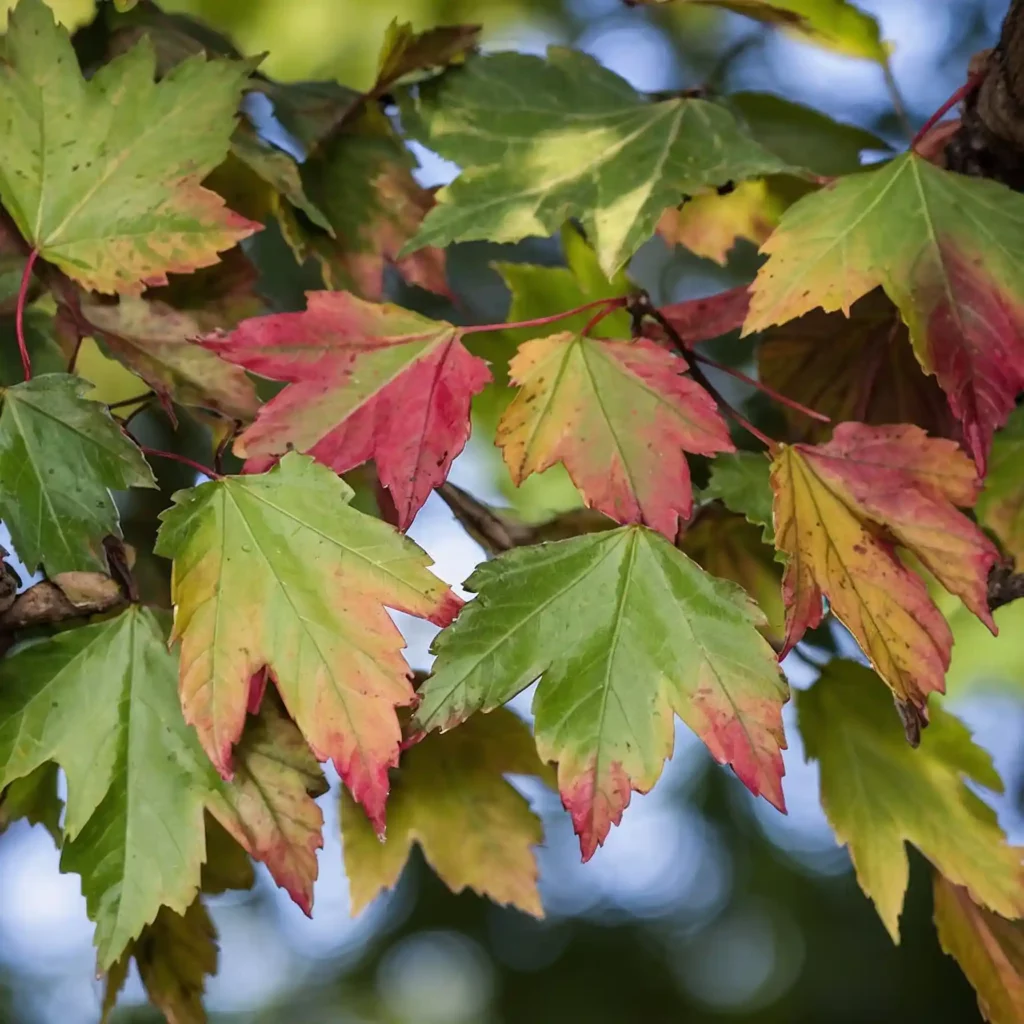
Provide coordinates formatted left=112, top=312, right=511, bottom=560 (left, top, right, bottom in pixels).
left=1, top=0, right=1023, bottom=1022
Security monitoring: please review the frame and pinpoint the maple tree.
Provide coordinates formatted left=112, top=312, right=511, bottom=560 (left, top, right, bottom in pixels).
left=0, top=0, right=1023, bottom=1020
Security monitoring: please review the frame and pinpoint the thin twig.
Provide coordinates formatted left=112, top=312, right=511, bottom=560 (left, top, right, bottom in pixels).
left=14, top=250, right=39, bottom=381
left=690, top=349, right=831, bottom=423
left=638, top=296, right=778, bottom=451
left=581, top=301, right=621, bottom=337
left=214, top=421, right=242, bottom=476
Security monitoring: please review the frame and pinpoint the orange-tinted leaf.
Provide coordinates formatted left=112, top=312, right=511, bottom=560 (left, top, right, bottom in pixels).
left=658, top=180, right=782, bottom=265
left=155, top=454, right=460, bottom=831
left=772, top=423, right=998, bottom=706
left=934, top=874, right=1024, bottom=1024
left=0, top=0, right=259, bottom=294
left=208, top=696, right=327, bottom=915
left=745, top=153, right=1024, bottom=470
left=202, top=293, right=491, bottom=530
left=758, top=290, right=956, bottom=443
left=497, top=332, right=732, bottom=540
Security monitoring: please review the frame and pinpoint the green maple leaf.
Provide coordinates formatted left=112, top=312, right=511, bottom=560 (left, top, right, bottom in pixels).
left=0, top=606, right=329, bottom=968
left=977, top=406, right=1024, bottom=566
left=0, top=607, right=219, bottom=967
left=415, top=525, right=788, bottom=859
left=797, top=660, right=1024, bottom=941
left=0, top=0, right=258, bottom=293
left=629, top=1, right=886, bottom=62
left=400, top=48, right=794, bottom=276
left=704, top=451, right=775, bottom=545
left=0, top=373, right=156, bottom=574
left=342, top=708, right=552, bottom=918
left=155, top=452, right=460, bottom=833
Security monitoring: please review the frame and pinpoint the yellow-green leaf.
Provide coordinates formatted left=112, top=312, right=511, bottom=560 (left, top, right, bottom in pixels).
left=797, top=661, right=1024, bottom=941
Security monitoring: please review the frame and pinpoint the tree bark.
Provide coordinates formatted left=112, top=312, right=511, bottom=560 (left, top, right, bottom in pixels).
left=946, top=0, right=1024, bottom=187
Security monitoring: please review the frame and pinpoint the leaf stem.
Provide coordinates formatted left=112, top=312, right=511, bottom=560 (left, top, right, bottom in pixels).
left=15, top=250, right=39, bottom=381
left=639, top=297, right=778, bottom=453
left=910, top=71, right=984, bottom=151
left=139, top=446, right=220, bottom=480
left=689, top=350, right=831, bottom=423
left=581, top=301, right=622, bottom=336
left=461, top=297, right=627, bottom=336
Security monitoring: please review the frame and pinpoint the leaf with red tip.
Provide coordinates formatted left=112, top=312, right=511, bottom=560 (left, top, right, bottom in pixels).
left=798, top=660, right=1024, bottom=940
left=497, top=331, right=733, bottom=540
left=155, top=453, right=461, bottom=832
left=771, top=422, right=999, bottom=708
left=934, top=874, right=1024, bottom=1024
left=415, top=525, right=787, bottom=860
left=341, top=708, right=551, bottom=917
left=745, top=152, right=1024, bottom=470
left=208, top=695, right=327, bottom=915
left=0, top=0, right=259, bottom=294
left=202, top=292, right=490, bottom=530
left=758, top=290, right=956, bottom=443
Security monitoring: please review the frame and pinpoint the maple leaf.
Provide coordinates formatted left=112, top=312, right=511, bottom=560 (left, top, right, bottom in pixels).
left=230, top=123, right=333, bottom=235
left=704, top=450, right=775, bottom=545
left=797, top=660, right=1024, bottom=940
left=0, top=373, right=156, bottom=575
left=978, top=406, right=1024, bottom=566
left=202, top=292, right=490, bottom=529
left=342, top=708, right=551, bottom=917
left=0, top=0, right=259, bottom=294
left=725, top=92, right=888, bottom=178
left=155, top=452, right=461, bottom=831
left=0, top=762, right=61, bottom=842
left=745, top=152, right=1024, bottom=471
left=933, top=874, right=1024, bottom=1024
left=285, top=109, right=450, bottom=300
left=70, top=294, right=261, bottom=423
left=772, top=422, right=999, bottom=706
left=498, top=331, right=733, bottom=540
left=0, top=607, right=220, bottom=967
left=209, top=694, right=328, bottom=915
left=102, top=901, right=217, bottom=1024
left=680, top=505, right=785, bottom=647
left=371, top=20, right=481, bottom=96
left=415, top=525, right=787, bottom=860
left=651, top=284, right=753, bottom=346
left=626, top=0, right=886, bottom=60
left=658, top=180, right=783, bottom=265
left=400, top=48, right=794, bottom=276
left=758, top=291, right=956, bottom=444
